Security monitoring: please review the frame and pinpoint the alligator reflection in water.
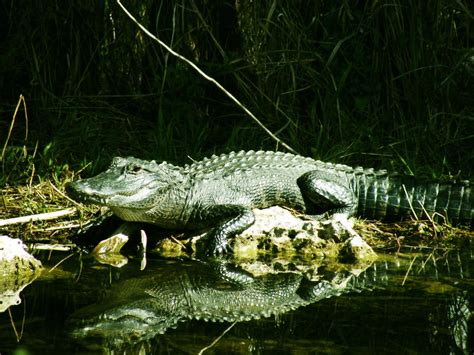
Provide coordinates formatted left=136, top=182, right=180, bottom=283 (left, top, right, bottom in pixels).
left=69, top=258, right=374, bottom=348
left=1, top=246, right=472, bottom=353
left=65, top=249, right=474, bottom=354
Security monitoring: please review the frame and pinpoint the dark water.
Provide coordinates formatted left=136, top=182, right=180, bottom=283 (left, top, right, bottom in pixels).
left=1, top=242, right=474, bottom=354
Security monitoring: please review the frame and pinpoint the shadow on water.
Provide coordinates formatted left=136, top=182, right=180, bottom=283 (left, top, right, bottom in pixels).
left=0, top=242, right=474, bottom=354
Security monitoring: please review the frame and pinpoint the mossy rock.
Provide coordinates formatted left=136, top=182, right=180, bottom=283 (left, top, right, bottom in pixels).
left=153, top=207, right=378, bottom=274
left=0, top=235, right=43, bottom=311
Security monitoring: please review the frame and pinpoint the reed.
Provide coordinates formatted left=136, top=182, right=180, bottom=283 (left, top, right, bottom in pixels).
left=0, top=0, right=471, bottom=181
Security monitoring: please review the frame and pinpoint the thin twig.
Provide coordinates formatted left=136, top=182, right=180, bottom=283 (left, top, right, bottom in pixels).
left=49, top=252, right=76, bottom=272
left=402, top=255, right=417, bottom=286
left=49, top=181, right=84, bottom=208
left=32, top=243, right=76, bottom=251
left=20, top=296, right=26, bottom=341
left=2, top=94, right=28, bottom=162
left=0, top=208, right=76, bottom=227
left=32, top=223, right=82, bottom=232
left=7, top=307, right=20, bottom=342
left=115, top=0, right=296, bottom=154
left=8, top=295, right=26, bottom=342
left=198, top=321, right=237, bottom=354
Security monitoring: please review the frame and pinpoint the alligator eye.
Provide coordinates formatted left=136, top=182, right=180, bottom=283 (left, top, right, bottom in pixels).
left=128, top=165, right=143, bottom=174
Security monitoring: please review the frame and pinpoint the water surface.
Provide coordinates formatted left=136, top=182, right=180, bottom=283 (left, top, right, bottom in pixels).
left=0, top=242, right=473, bottom=354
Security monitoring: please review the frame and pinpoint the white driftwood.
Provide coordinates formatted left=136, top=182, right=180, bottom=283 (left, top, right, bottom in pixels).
left=0, top=208, right=76, bottom=226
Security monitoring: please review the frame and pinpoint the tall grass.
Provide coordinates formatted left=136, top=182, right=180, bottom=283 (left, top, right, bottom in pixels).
left=0, top=0, right=472, bottom=181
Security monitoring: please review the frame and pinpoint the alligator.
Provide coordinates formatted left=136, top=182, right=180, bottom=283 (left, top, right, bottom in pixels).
left=67, top=253, right=472, bottom=352
left=68, top=258, right=374, bottom=348
left=66, top=150, right=473, bottom=255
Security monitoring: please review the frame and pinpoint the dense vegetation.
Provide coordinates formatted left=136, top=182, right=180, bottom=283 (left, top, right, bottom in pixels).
left=1, top=0, right=473, bottom=185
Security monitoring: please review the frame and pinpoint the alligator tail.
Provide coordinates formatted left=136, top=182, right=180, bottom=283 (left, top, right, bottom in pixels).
left=352, top=171, right=473, bottom=226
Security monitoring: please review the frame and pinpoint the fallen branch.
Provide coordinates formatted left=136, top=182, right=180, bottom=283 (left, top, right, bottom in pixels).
left=0, top=208, right=76, bottom=227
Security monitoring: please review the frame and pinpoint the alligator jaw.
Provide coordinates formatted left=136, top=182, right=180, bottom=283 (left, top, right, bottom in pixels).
left=67, top=179, right=158, bottom=207
left=66, top=180, right=113, bottom=206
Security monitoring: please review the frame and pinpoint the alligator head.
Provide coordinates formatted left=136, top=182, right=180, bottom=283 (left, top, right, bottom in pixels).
left=66, top=157, right=186, bottom=225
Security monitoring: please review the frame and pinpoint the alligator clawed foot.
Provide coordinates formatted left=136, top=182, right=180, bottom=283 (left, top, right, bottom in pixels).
left=196, top=231, right=233, bottom=257
left=204, top=239, right=234, bottom=257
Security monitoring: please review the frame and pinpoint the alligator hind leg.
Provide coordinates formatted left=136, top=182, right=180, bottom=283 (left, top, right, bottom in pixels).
left=297, top=170, right=358, bottom=218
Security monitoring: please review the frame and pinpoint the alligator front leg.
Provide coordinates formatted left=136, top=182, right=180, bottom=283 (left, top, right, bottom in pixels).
left=297, top=170, right=358, bottom=217
left=194, top=205, right=255, bottom=256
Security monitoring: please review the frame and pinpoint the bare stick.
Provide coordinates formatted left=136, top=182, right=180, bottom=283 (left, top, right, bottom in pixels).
left=49, top=181, right=84, bottom=208
left=116, top=0, right=296, bottom=154
left=2, top=95, right=28, bottom=162
left=198, top=321, right=237, bottom=354
left=0, top=208, right=76, bottom=227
